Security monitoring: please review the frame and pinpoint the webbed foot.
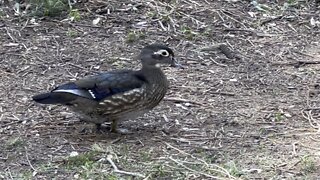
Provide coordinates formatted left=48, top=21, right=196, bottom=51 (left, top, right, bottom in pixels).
left=110, top=120, right=131, bottom=134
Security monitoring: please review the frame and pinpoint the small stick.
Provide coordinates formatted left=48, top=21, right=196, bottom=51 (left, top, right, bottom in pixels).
left=301, top=110, right=320, bottom=130
left=300, top=143, right=320, bottom=151
left=106, top=155, right=145, bottom=178
left=260, top=15, right=283, bottom=25
left=212, top=91, right=235, bottom=96
left=5, top=27, right=15, bottom=42
left=1, top=120, right=23, bottom=128
left=292, top=142, right=298, bottom=156
left=272, top=60, right=320, bottom=67
left=67, top=0, right=72, bottom=10
left=158, top=20, right=167, bottom=31
left=209, top=57, right=228, bottom=67
left=25, top=148, right=37, bottom=172
left=164, top=143, right=234, bottom=178
left=293, top=50, right=315, bottom=58
left=169, top=157, right=225, bottom=179
left=164, top=97, right=204, bottom=106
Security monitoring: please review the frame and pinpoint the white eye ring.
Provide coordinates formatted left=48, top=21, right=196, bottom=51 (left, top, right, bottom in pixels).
left=154, top=49, right=169, bottom=57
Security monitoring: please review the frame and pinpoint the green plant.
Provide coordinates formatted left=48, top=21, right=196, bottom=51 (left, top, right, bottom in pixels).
left=66, top=28, right=78, bottom=37
left=146, top=11, right=157, bottom=19
left=224, top=161, right=243, bottom=177
left=251, top=1, right=271, bottom=12
left=66, top=151, right=98, bottom=168
left=140, top=151, right=152, bottom=162
left=275, top=112, right=284, bottom=122
left=151, top=164, right=169, bottom=178
left=0, top=9, right=4, bottom=19
left=181, top=26, right=196, bottom=40
left=126, top=31, right=146, bottom=43
left=6, top=137, right=24, bottom=149
left=301, top=156, right=316, bottom=173
left=161, top=15, right=170, bottom=23
left=69, top=9, right=81, bottom=21
left=126, top=31, right=137, bottom=43
left=282, top=0, right=302, bottom=11
left=18, top=171, right=33, bottom=179
left=29, top=0, right=69, bottom=17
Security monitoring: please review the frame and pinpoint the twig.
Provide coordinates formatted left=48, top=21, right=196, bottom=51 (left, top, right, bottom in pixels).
left=6, top=168, right=13, bottom=180
left=292, top=142, right=298, bottom=156
left=303, top=107, right=320, bottom=110
left=5, top=27, right=15, bottom=42
left=157, top=20, right=167, bottom=31
left=293, top=50, right=315, bottom=58
left=209, top=57, right=228, bottom=67
left=164, top=97, right=204, bottom=106
left=178, top=11, right=205, bottom=26
left=310, top=136, right=320, bottom=142
left=223, top=28, right=255, bottom=33
left=67, top=0, right=72, bottom=10
left=210, top=92, right=235, bottom=96
left=300, top=143, right=320, bottom=150
left=200, top=44, right=221, bottom=52
left=1, top=120, right=23, bottom=128
left=164, top=143, right=235, bottom=179
left=272, top=60, right=320, bottom=67
left=223, top=28, right=273, bottom=37
left=168, top=157, right=226, bottom=179
left=220, top=10, right=247, bottom=28
left=301, top=110, right=320, bottom=131
left=20, top=19, right=29, bottom=31
left=25, top=148, right=37, bottom=172
left=148, top=1, right=175, bottom=17
left=288, top=159, right=301, bottom=170
left=106, top=155, right=145, bottom=178
left=260, top=15, right=283, bottom=25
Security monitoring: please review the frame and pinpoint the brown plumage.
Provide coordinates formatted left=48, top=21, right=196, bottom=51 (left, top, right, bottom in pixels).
left=32, top=44, right=180, bottom=133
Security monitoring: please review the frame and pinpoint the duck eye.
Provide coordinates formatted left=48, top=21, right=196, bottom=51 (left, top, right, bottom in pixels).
left=155, top=50, right=169, bottom=57
left=161, top=50, right=169, bottom=56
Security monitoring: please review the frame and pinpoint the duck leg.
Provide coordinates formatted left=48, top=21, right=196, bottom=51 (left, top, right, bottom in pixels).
left=110, top=119, right=131, bottom=134
left=111, top=119, right=118, bottom=133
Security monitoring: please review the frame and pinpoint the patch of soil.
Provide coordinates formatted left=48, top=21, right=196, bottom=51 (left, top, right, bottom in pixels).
left=1, top=0, right=320, bottom=179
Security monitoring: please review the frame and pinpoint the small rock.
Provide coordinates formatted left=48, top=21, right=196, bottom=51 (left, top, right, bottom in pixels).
left=284, top=113, right=292, bottom=118
left=92, top=17, right=101, bottom=25
left=70, top=151, right=79, bottom=157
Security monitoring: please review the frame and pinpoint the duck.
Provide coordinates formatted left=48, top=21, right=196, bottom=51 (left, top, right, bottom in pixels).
left=32, top=44, right=180, bottom=133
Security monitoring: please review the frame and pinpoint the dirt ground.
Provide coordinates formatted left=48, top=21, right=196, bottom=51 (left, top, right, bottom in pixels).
left=1, top=0, right=320, bottom=179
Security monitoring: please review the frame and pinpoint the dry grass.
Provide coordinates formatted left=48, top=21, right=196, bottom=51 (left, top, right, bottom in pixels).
left=1, top=0, right=320, bottom=179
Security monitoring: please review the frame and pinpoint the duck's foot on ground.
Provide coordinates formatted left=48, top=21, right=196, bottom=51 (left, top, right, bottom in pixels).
left=96, top=123, right=132, bottom=134
left=76, top=121, right=131, bottom=134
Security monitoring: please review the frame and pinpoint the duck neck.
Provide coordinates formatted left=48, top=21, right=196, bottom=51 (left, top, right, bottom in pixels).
left=140, top=65, right=168, bottom=87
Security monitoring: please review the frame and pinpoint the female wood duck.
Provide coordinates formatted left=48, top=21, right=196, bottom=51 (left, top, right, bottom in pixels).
left=32, top=44, right=180, bottom=133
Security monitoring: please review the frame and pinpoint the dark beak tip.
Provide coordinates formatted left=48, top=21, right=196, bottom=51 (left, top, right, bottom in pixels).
left=170, top=57, right=184, bottom=69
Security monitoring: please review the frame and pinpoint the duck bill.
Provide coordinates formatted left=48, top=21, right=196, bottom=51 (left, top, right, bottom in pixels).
left=170, top=57, right=183, bottom=68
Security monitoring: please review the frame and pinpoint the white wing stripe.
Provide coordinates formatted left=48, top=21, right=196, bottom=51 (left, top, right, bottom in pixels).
left=88, top=90, right=96, bottom=99
left=53, top=89, right=94, bottom=99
